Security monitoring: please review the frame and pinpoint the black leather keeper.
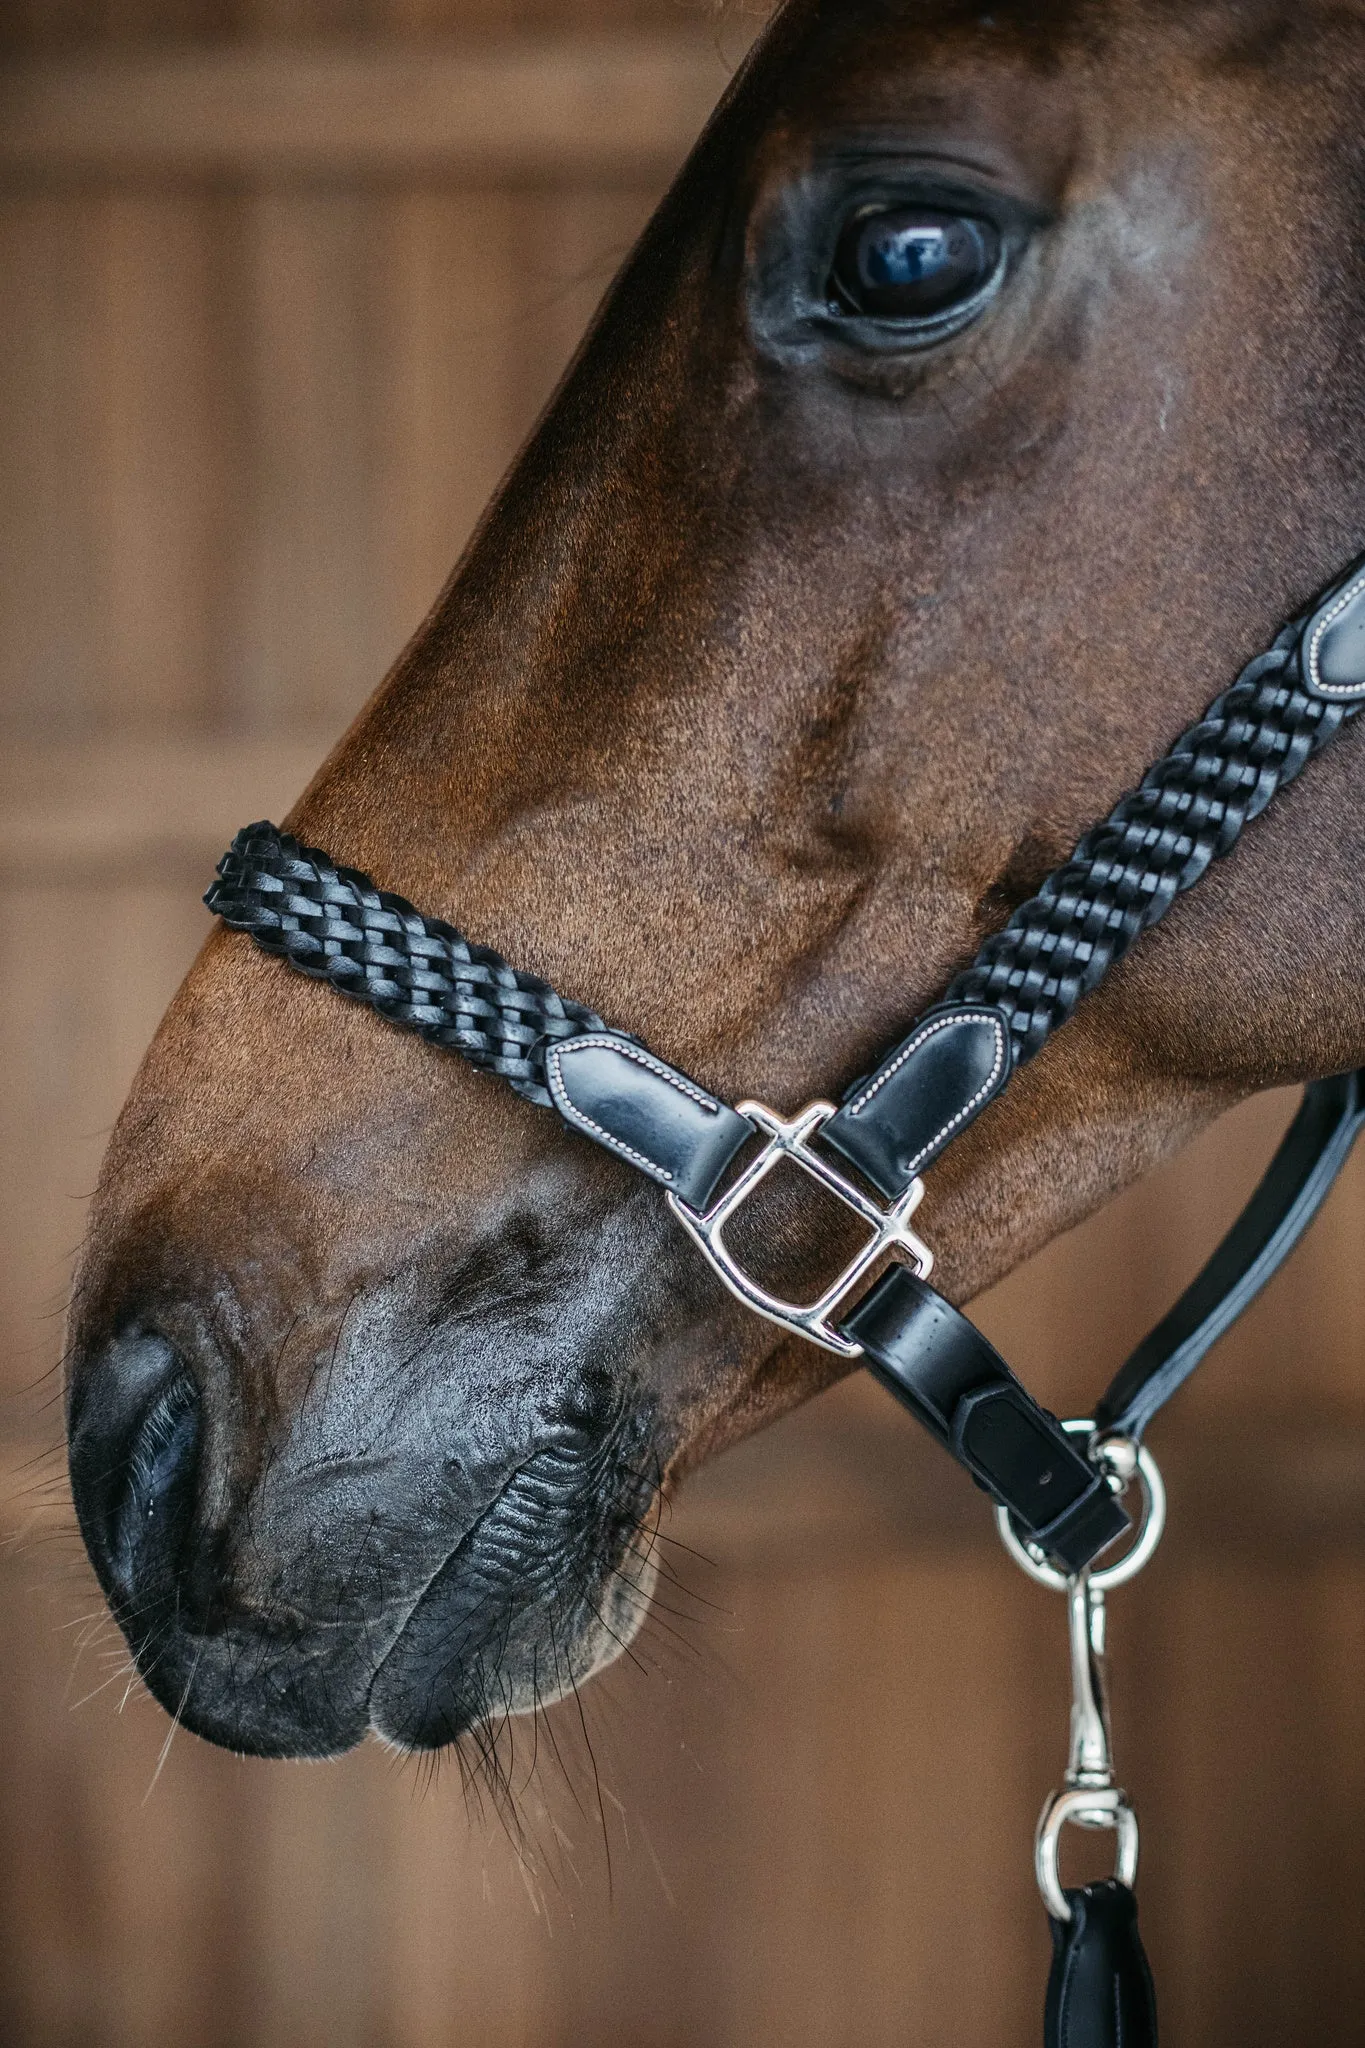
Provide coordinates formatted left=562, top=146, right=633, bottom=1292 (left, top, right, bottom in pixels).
left=841, top=1268, right=1129, bottom=1572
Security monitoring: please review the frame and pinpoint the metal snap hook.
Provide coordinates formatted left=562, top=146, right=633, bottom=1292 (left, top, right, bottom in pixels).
left=1030, top=1565, right=1139, bottom=1921
left=993, top=1424, right=1167, bottom=1923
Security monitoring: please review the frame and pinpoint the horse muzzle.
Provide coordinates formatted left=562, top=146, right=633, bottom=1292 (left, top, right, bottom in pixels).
left=66, top=1324, right=660, bottom=1758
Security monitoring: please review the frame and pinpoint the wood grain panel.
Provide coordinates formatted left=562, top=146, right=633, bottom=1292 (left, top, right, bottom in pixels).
left=0, top=181, right=678, bottom=740
left=368, top=1779, right=558, bottom=2048
left=0, top=189, right=249, bottom=743
left=375, top=186, right=540, bottom=653
left=1140, top=1559, right=1365, bottom=2046
left=0, top=35, right=757, bottom=179
left=0, top=0, right=236, bottom=57
left=233, top=187, right=392, bottom=730
left=0, top=736, right=339, bottom=879
left=682, top=1558, right=1036, bottom=2048
left=97, top=191, right=241, bottom=729
left=0, top=0, right=761, bottom=52
left=0, top=195, right=103, bottom=738
left=511, top=183, right=662, bottom=430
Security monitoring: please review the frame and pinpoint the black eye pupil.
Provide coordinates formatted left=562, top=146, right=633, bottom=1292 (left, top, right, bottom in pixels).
left=830, top=207, right=1000, bottom=322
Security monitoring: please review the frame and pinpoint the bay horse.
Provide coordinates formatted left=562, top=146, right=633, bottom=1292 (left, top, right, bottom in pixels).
left=66, top=0, right=1365, bottom=1759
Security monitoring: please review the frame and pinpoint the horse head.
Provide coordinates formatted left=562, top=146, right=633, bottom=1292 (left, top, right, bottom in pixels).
left=66, top=0, right=1365, bottom=1757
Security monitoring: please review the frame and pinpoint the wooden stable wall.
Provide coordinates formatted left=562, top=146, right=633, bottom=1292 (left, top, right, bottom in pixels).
left=4, top=9, right=1365, bottom=2046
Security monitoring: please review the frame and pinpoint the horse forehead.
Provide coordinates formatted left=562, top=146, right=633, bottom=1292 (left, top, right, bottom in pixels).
left=774, top=0, right=1354, bottom=98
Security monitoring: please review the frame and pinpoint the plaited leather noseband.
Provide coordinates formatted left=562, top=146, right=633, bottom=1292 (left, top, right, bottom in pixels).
left=207, top=554, right=1365, bottom=2048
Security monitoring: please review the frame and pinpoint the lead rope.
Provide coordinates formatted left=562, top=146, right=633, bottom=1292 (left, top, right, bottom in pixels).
left=206, top=554, right=1365, bottom=2046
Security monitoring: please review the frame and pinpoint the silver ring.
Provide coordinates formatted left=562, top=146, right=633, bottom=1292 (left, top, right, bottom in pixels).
left=1035, top=1786, right=1140, bottom=1922
left=995, top=1420, right=1166, bottom=1592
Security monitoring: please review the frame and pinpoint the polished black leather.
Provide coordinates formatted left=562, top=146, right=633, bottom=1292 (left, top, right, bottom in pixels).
left=1098, top=1069, right=1365, bottom=1439
left=547, top=1003, right=1013, bottom=1214
left=1044, top=1882, right=1158, bottom=2048
left=548, top=1042, right=1365, bottom=1570
left=1304, top=565, right=1365, bottom=699
left=821, top=1004, right=1012, bottom=1199
left=841, top=1269, right=1129, bottom=1572
left=545, top=1032, right=755, bottom=1208
left=834, top=1068, right=1365, bottom=1572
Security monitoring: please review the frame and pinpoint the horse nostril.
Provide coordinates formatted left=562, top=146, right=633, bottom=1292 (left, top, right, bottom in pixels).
left=68, top=1333, right=202, bottom=1609
left=111, top=1371, right=200, bottom=1600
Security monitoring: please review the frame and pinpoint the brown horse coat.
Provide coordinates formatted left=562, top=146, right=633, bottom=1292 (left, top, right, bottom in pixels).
left=66, top=0, right=1365, bottom=1755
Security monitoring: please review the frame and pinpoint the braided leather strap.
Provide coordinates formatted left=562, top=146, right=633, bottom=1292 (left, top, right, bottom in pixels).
left=947, top=634, right=1358, bottom=1060
left=205, top=825, right=612, bottom=1105
left=207, top=612, right=1359, bottom=1106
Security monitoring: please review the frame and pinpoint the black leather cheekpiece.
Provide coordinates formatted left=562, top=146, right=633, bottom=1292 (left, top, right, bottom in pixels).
left=546, top=1003, right=1013, bottom=1215
left=822, top=1005, right=1011, bottom=1200
left=1045, top=1882, right=1158, bottom=2048
left=1303, top=565, right=1365, bottom=700
left=841, top=1269, right=1129, bottom=1572
left=545, top=1033, right=755, bottom=1209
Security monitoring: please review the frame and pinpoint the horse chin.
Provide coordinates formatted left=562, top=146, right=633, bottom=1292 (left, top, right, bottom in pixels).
left=366, top=1519, right=660, bottom=1754
left=110, top=1510, right=659, bottom=1762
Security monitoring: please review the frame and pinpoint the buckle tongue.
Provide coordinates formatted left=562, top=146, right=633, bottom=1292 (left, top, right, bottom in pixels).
left=666, top=1099, right=934, bottom=1358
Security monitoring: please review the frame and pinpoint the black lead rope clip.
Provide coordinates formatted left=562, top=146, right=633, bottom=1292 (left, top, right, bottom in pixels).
left=998, top=1427, right=1163, bottom=2048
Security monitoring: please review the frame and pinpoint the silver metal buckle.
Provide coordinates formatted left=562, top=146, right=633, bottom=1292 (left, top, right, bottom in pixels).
left=666, top=1099, right=934, bottom=1359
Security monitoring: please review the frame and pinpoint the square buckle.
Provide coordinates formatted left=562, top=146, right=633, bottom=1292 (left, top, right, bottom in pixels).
left=666, top=1099, right=935, bottom=1358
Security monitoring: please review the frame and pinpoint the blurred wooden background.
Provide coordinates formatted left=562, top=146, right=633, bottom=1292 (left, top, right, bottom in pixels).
left=4, top=4, right=1365, bottom=2043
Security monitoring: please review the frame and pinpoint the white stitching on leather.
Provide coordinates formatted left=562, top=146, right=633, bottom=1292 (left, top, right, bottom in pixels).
left=841, top=1009, right=1008, bottom=1173
left=545, top=1035, right=725, bottom=1183
left=548, top=1034, right=719, bottom=1111
left=1306, top=571, right=1365, bottom=698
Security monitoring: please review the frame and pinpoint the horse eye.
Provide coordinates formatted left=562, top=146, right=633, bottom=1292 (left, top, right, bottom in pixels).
left=828, top=206, right=1002, bottom=323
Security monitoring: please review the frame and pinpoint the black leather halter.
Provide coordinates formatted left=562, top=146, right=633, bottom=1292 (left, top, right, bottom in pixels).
left=207, top=553, right=1365, bottom=1577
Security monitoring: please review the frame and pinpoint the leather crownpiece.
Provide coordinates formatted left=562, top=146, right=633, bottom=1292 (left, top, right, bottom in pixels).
left=1304, top=568, right=1365, bottom=700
